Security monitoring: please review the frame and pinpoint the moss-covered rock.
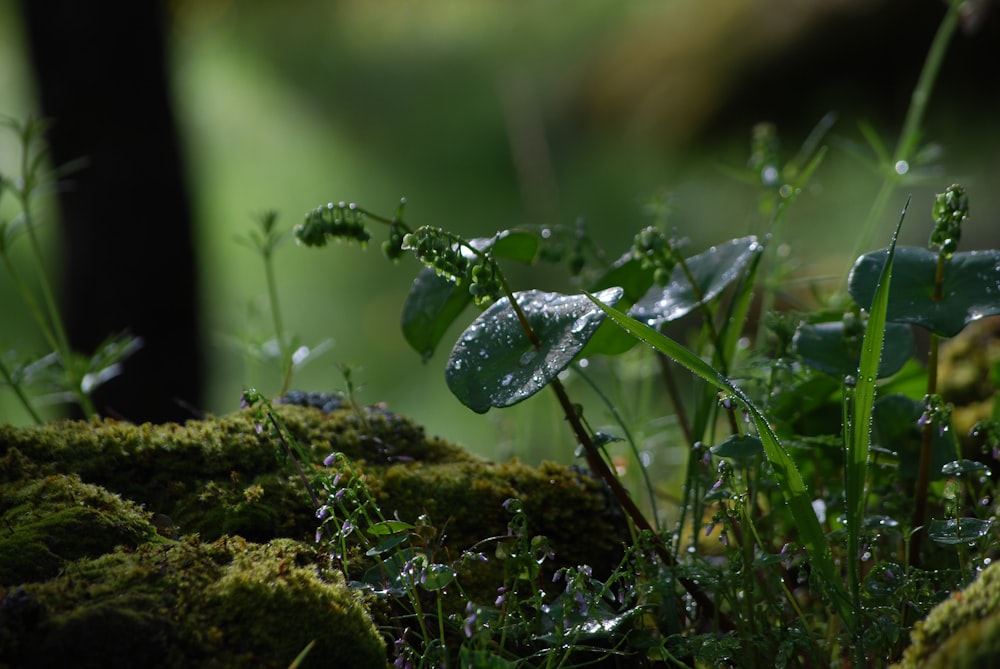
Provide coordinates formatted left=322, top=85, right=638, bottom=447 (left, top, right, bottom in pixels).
left=0, top=400, right=627, bottom=667
left=0, top=536, right=385, bottom=668
left=0, top=471, right=161, bottom=584
left=892, top=561, right=1000, bottom=669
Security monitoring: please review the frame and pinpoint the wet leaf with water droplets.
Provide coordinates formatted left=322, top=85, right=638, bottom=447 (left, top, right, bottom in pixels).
left=630, top=236, right=760, bottom=326
left=401, top=230, right=541, bottom=360
left=446, top=287, right=623, bottom=413
left=848, top=246, right=1000, bottom=337
left=927, top=517, right=993, bottom=545
left=793, top=321, right=914, bottom=378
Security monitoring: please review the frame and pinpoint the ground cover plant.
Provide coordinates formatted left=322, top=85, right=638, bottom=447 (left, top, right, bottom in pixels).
left=4, top=1, right=1000, bottom=667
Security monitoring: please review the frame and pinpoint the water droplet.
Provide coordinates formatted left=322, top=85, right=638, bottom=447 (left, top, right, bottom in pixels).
left=570, top=315, right=590, bottom=335
left=500, top=373, right=514, bottom=387
left=519, top=350, right=538, bottom=366
left=894, top=160, right=909, bottom=175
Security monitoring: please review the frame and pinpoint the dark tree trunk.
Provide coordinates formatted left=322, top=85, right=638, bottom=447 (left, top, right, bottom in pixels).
left=19, top=0, right=203, bottom=423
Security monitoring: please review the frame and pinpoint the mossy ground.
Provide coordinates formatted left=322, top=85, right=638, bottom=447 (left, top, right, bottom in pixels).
left=0, top=401, right=626, bottom=667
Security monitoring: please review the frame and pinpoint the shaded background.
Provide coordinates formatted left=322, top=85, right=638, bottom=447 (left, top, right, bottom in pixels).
left=2, top=0, right=999, bottom=475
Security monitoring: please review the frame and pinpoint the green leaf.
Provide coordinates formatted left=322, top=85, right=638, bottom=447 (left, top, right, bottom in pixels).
left=419, top=563, right=457, bottom=591
left=711, top=434, right=763, bottom=462
left=580, top=254, right=655, bottom=356
left=848, top=246, right=1000, bottom=337
left=940, top=459, right=991, bottom=477
left=927, top=518, right=993, bottom=545
left=400, top=230, right=540, bottom=361
left=368, top=520, right=415, bottom=535
left=871, top=394, right=953, bottom=481
left=793, top=321, right=914, bottom=379
left=588, top=295, right=853, bottom=630
left=492, top=230, right=540, bottom=263
left=401, top=269, right=471, bottom=361
left=446, top=288, right=623, bottom=413
left=630, top=236, right=761, bottom=326
left=365, top=534, right=409, bottom=556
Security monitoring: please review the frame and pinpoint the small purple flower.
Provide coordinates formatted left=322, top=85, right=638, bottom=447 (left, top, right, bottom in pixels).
left=495, top=586, right=507, bottom=607
left=315, top=505, right=329, bottom=520
left=918, top=411, right=932, bottom=427
left=323, top=453, right=338, bottom=467
left=464, top=603, right=477, bottom=638
left=315, top=528, right=323, bottom=543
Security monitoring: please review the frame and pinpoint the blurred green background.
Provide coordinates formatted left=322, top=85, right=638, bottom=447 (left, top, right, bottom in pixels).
left=2, top=1, right=999, bottom=479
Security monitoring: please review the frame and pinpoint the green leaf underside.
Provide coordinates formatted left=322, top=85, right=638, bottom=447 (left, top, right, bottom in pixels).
left=848, top=246, right=1000, bottom=337
left=401, top=230, right=541, bottom=361
left=580, top=255, right=655, bottom=356
left=711, top=434, right=763, bottom=462
left=872, top=394, right=954, bottom=480
left=587, top=295, right=854, bottom=628
left=401, top=269, right=471, bottom=361
left=793, top=321, right=914, bottom=379
left=630, top=236, right=760, bottom=325
left=446, top=287, right=623, bottom=413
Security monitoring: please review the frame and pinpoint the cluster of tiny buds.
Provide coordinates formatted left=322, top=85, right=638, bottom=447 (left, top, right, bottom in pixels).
left=295, top=201, right=370, bottom=247
left=402, top=227, right=502, bottom=305
left=632, top=226, right=677, bottom=285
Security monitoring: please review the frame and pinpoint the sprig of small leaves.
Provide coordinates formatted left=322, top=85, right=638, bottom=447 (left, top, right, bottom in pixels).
left=402, top=227, right=503, bottom=306
left=929, top=183, right=967, bottom=257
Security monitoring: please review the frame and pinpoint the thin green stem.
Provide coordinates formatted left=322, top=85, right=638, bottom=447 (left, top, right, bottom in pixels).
left=910, top=332, right=940, bottom=567
left=10, top=118, right=95, bottom=416
left=571, top=361, right=660, bottom=528
left=0, top=354, right=43, bottom=424
left=262, top=251, right=292, bottom=392
left=849, top=0, right=962, bottom=265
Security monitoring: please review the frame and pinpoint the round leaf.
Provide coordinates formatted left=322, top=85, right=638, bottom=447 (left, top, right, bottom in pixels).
left=446, top=288, right=623, bottom=413
left=793, top=321, right=914, bottom=378
left=630, top=236, right=761, bottom=326
left=927, top=517, right=993, bottom=545
left=848, top=246, right=1000, bottom=337
left=711, top=434, right=764, bottom=462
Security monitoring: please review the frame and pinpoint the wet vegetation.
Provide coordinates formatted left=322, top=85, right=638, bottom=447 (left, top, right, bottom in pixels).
left=4, top=1, right=1000, bottom=667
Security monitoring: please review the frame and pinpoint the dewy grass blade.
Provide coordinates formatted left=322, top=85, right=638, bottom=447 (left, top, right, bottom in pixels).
left=587, top=295, right=855, bottom=631
left=846, top=197, right=908, bottom=622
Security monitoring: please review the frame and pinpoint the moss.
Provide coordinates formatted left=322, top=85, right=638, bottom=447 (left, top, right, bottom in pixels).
left=0, top=473, right=160, bottom=585
left=373, top=459, right=622, bottom=574
left=0, top=536, right=385, bottom=669
left=892, top=561, right=1000, bottom=669
left=0, top=404, right=476, bottom=543
left=0, top=401, right=627, bottom=666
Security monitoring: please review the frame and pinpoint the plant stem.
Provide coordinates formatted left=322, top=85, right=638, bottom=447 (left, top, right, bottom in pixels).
left=0, top=355, right=43, bottom=423
left=547, top=375, right=730, bottom=627
left=849, top=0, right=962, bottom=264
left=909, top=332, right=940, bottom=567
left=262, top=248, right=292, bottom=393
left=12, top=119, right=95, bottom=417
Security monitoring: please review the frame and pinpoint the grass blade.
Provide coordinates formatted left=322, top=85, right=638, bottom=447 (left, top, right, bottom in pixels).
left=588, top=296, right=854, bottom=631
left=845, top=198, right=908, bottom=622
